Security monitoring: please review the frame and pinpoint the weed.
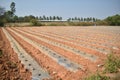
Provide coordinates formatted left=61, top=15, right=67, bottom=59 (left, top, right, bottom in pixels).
left=104, top=54, right=120, bottom=73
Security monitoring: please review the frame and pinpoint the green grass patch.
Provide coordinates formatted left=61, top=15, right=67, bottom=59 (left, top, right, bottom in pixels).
left=104, top=53, right=120, bottom=73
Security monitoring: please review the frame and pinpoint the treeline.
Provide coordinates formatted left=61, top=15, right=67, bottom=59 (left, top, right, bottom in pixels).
left=105, top=14, right=120, bottom=26
left=0, top=2, right=16, bottom=26
left=0, top=2, right=120, bottom=26
left=39, top=16, right=62, bottom=21
left=7, top=15, right=63, bottom=22
left=67, top=17, right=99, bottom=22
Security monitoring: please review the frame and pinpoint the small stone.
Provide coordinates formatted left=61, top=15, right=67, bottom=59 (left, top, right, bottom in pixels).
left=112, top=46, right=119, bottom=50
left=97, top=64, right=103, bottom=68
left=53, top=71, right=57, bottom=75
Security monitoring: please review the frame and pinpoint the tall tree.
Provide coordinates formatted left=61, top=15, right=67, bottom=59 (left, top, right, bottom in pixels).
left=84, top=18, right=86, bottom=22
left=13, top=15, right=18, bottom=22
left=56, top=16, right=59, bottom=20
left=67, top=18, right=71, bottom=22
left=53, top=16, right=56, bottom=20
left=93, top=18, right=96, bottom=22
left=43, top=15, right=46, bottom=20
left=49, top=16, right=52, bottom=21
left=59, top=17, right=62, bottom=21
left=81, top=17, right=83, bottom=22
left=47, top=17, right=49, bottom=21
left=90, top=17, right=92, bottom=22
left=10, top=2, right=16, bottom=17
left=0, top=6, right=6, bottom=26
left=78, top=17, right=80, bottom=22
left=39, top=16, right=43, bottom=20
left=75, top=17, right=77, bottom=21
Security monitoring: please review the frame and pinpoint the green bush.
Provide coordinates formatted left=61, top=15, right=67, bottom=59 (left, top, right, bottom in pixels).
left=30, top=19, right=43, bottom=26
left=105, top=14, right=120, bottom=26
left=85, top=73, right=110, bottom=80
left=104, top=54, right=120, bottom=73
left=0, top=21, right=4, bottom=27
left=30, top=19, right=38, bottom=26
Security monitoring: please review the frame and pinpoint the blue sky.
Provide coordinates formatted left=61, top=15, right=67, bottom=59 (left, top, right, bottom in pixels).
left=0, top=0, right=120, bottom=19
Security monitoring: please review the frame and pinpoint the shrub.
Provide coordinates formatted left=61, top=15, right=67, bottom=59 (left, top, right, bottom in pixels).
left=30, top=19, right=43, bottom=26
left=104, top=54, right=120, bottom=73
left=0, top=21, right=4, bottom=27
left=30, top=19, right=38, bottom=26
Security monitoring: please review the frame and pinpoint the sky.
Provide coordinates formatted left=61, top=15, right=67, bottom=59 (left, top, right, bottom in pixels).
left=0, top=0, right=120, bottom=19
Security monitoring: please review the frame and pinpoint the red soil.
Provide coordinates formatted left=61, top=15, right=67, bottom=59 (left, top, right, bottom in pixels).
left=0, top=28, right=31, bottom=80
left=1, top=26, right=120, bottom=80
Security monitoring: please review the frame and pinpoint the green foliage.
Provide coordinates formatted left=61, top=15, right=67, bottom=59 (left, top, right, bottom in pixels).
left=105, top=14, right=120, bottom=26
left=0, top=7, right=5, bottom=26
left=4, top=11, right=13, bottom=22
left=10, top=2, right=16, bottom=16
left=85, top=73, right=110, bottom=80
left=30, top=19, right=38, bottom=26
left=30, top=19, right=43, bottom=26
left=105, top=54, right=120, bottom=73
left=0, top=2, right=16, bottom=25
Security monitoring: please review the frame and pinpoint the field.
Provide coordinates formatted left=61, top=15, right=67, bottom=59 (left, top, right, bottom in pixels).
left=0, top=26, right=120, bottom=80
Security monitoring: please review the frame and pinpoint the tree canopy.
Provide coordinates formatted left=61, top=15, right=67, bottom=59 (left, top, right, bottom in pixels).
left=105, top=14, right=120, bottom=26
